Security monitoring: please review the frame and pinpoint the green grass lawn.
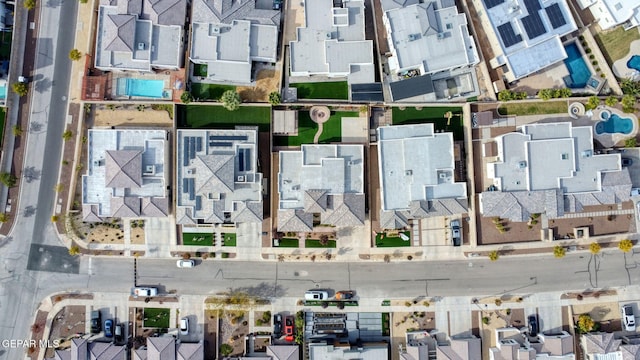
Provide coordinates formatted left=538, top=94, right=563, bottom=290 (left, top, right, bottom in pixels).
left=594, top=26, right=640, bottom=66
left=305, top=239, right=337, bottom=248
left=273, top=111, right=355, bottom=146
left=143, top=308, right=170, bottom=328
left=222, top=233, right=236, bottom=247
left=183, top=232, right=214, bottom=246
left=178, top=105, right=271, bottom=132
left=192, top=63, right=208, bottom=77
left=290, top=81, right=349, bottom=100
left=392, top=106, right=464, bottom=140
left=190, top=83, right=236, bottom=101
left=375, top=231, right=411, bottom=247
left=497, top=101, right=568, bottom=116
left=274, top=238, right=299, bottom=247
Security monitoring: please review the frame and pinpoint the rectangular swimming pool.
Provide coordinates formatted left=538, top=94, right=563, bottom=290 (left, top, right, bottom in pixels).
left=0, top=85, right=7, bottom=100
left=562, top=43, right=591, bottom=89
left=117, top=78, right=165, bottom=98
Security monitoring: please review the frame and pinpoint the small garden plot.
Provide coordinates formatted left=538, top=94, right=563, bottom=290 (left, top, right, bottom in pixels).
left=222, top=233, right=237, bottom=247
left=143, top=308, right=170, bottom=328
left=183, top=232, right=214, bottom=246
left=273, top=238, right=299, bottom=247
left=305, top=239, right=337, bottom=248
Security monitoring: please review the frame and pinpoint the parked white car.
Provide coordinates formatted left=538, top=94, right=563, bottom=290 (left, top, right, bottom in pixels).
left=622, top=305, right=636, bottom=332
left=176, top=259, right=195, bottom=268
left=180, top=317, right=189, bottom=335
left=305, top=290, right=329, bottom=300
left=132, top=287, right=158, bottom=297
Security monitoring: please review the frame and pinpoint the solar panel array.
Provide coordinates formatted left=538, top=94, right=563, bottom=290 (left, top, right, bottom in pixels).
left=182, top=137, right=201, bottom=166
left=545, top=3, right=567, bottom=29
left=182, top=178, right=195, bottom=201
left=521, top=0, right=546, bottom=40
left=484, top=0, right=505, bottom=9
left=498, top=23, right=523, bottom=48
left=209, top=135, right=247, bottom=148
left=238, top=148, right=251, bottom=172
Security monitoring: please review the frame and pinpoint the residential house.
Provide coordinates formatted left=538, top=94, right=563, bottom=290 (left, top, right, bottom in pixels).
left=399, top=330, right=482, bottom=360
left=95, top=0, right=186, bottom=71
left=176, top=128, right=263, bottom=226
left=490, top=328, right=574, bottom=359
left=308, top=341, right=388, bottom=360
left=576, top=0, right=640, bottom=30
left=50, top=338, right=126, bottom=360
left=581, top=332, right=640, bottom=359
left=289, top=0, right=374, bottom=84
left=133, top=337, right=204, bottom=359
left=377, top=123, right=467, bottom=230
left=239, top=345, right=299, bottom=360
left=381, top=0, right=480, bottom=101
left=82, top=129, right=169, bottom=221
left=480, top=122, right=630, bottom=222
left=278, top=144, right=365, bottom=232
left=474, top=0, right=577, bottom=82
left=189, top=0, right=280, bottom=84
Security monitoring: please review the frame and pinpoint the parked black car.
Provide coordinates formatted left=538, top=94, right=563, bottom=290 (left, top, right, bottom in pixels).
left=90, top=311, right=102, bottom=334
left=273, top=314, right=283, bottom=337
left=528, top=315, right=539, bottom=337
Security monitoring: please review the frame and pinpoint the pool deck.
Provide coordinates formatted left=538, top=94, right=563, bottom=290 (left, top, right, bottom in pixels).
left=612, top=38, right=640, bottom=79
left=592, top=107, right=638, bottom=148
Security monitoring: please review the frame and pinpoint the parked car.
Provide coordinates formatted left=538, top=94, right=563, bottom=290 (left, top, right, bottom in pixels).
left=335, top=290, right=355, bottom=300
left=284, top=316, right=294, bottom=336
left=623, top=158, right=633, bottom=167
left=104, top=319, right=113, bottom=338
left=176, top=259, right=195, bottom=268
left=451, top=220, right=461, bottom=247
left=273, top=314, right=283, bottom=337
left=528, top=315, right=539, bottom=337
left=305, top=290, right=329, bottom=300
left=114, top=324, right=123, bottom=343
left=132, top=287, right=158, bottom=297
left=622, top=305, right=636, bottom=332
left=180, top=317, right=189, bottom=335
left=90, top=311, right=102, bottom=334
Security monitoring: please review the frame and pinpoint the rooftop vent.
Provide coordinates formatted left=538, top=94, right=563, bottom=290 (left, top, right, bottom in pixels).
left=137, top=42, right=145, bottom=50
left=518, top=161, right=527, bottom=169
left=237, top=175, right=245, bottom=182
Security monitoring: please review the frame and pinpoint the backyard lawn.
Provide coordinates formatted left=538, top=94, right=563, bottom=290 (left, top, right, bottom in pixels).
left=595, top=26, right=640, bottom=66
left=274, top=238, right=299, bottom=247
left=222, top=233, right=236, bottom=247
left=190, top=83, right=236, bottom=101
left=143, top=308, right=170, bottom=328
left=375, top=231, right=411, bottom=247
left=178, top=105, right=271, bottom=131
left=183, top=232, right=214, bottom=246
left=392, top=106, right=464, bottom=140
left=273, top=111, right=355, bottom=146
left=290, top=81, right=349, bottom=100
left=497, top=101, right=568, bottom=116
left=305, top=239, right=337, bottom=248
left=192, top=63, right=208, bottom=77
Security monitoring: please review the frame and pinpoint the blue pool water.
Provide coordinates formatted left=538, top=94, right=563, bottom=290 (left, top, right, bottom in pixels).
left=628, top=55, right=640, bottom=71
left=563, top=43, right=591, bottom=88
left=595, top=113, right=633, bottom=135
left=117, top=78, right=165, bottom=98
left=0, top=85, right=7, bottom=100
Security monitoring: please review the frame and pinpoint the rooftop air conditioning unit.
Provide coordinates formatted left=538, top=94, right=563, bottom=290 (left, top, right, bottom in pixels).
left=437, top=33, right=445, bottom=39
left=137, top=42, right=145, bottom=50
left=237, top=175, right=245, bottom=182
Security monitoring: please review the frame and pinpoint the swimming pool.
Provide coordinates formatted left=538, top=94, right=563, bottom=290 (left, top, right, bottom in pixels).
left=563, top=43, right=591, bottom=88
left=117, top=78, right=165, bottom=98
left=0, top=85, right=7, bottom=100
left=595, top=112, right=634, bottom=135
left=628, top=55, right=640, bottom=71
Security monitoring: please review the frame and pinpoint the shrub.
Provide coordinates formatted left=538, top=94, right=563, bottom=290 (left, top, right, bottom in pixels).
left=221, top=252, right=229, bottom=258
left=68, top=246, right=80, bottom=256
left=589, top=242, right=601, bottom=255
left=24, top=0, right=35, bottom=9
left=619, top=239, right=633, bottom=253
left=220, top=90, right=241, bottom=111
left=495, top=299, right=502, bottom=306
left=585, top=48, right=592, bottom=54
left=62, top=130, right=73, bottom=141
left=405, top=301, right=412, bottom=307
left=488, top=250, right=499, bottom=261
left=626, top=138, right=637, bottom=148
left=592, top=60, right=598, bottom=66
left=12, top=82, right=28, bottom=96
left=577, top=314, right=596, bottom=333
left=622, top=95, right=636, bottom=113
left=69, top=49, right=82, bottom=61
left=586, top=96, right=600, bottom=110
left=0, top=172, right=17, bottom=187
left=605, top=96, right=618, bottom=107
left=51, top=215, right=58, bottom=222
left=220, top=343, right=233, bottom=356
left=268, top=91, right=281, bottom=106
left=482, top=317, right=490, bottom=325
left=589, top=54, right=595, bottom=60
left=180, top=91, right=193, bottom=104
left=0, top=213, right=9, bottom=223
left=553, top=245, right=566, bottom=258
left=12, top=125, right=22, bottom=136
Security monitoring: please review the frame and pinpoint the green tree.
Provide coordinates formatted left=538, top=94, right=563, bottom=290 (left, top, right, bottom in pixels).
left=556, top=88, right=572, bottom=98
left=268, top=91, right=281, bottom=106
left=12, top=125, right=22, bottom=136
left=553, top=245, right=566, bottom=258
left=62, top=130, right=73, bottom=141
left=498, top=90, right=514, bottom=102
left=622, top=95, right=636, bottom=113
left=589, top=242, right=601, bottom=255
left=586, top=96, right=600, bottom=110
left=12, top=82, right=27, bottom=96
left=180, top=91, right=193, bottom=104
left=577, top=314, right=596, bottom=333
left=69, top=49, right=82, bottom=61
left=68, top=246, right=80, bottom=256
left=0, top=172, right=17, bottom=187
left=220, top=343, right=233, bottom=356
left=621, top=78, right=640, bottom=96
left=488, top=250, right=499, bottom=261
left=605, top=96, right=619, bottom=107
left=618, top=239, right=633, bottom=253
left=220, top=90, right=241, bottom=111
left=625, top=137, right=637, bottom=148
left=24, top=0, right=35, bottom=9
left=538, top=89, right=553, bottom=100
left=0, top=213, right=9, bottom=223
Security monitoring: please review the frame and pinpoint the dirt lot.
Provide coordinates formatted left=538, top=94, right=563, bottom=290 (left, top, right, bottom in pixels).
left=237, top=70, right=280, bottom=102
left=219, top=310, right=250, bottom=356
left=86, top=223, right=125, bottom=244
left=44, top=306, right=86, bottom=358
left=93, top=106, right=174, bottom=127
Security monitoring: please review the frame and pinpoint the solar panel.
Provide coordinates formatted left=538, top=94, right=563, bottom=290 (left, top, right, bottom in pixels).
left=189, top=137, right=196, bottom=160
left=183, top=178, right=189, bottom=193
left=196, top=137, right=202, bottom=152
left=523, top=0, right=541, bottom=13
left=238, top=150, right=245, bottom=172
left=483, top=0, right=505, bottom=9
left=545, top=3, right=566, bottom=29
left=522, top=13, right=546, bottom=40
left=209, top=135, right=248, bottom=141
left=244, top=149, right=251, bottom=172
left=183, top=139, right=189, bottom=166
left=189, top=179, right=195, bottom=201
left=497, top=23, right=523, bottom=48
left=210, top=142, right=233, bottom=147
left=195, top=196, right=202, bottom=211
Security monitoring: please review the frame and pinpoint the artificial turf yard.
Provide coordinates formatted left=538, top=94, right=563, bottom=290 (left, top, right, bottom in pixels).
left=595, top=25, right=640, bottom=66
left=497, top=101, right=568, bottom=116
left=143, top=308, right=170, bottom=328
left=273, top=111, right=356, bottom=146
left=305, top=239, right=337, bottom=248
left=375, top=231, right=411, bottom=247
left=190, top=83, right=236, bottom=100
left=178, top=105, right=271, bottom=132
left=391, top=106, right=464, bottom=140
left=290, top=81, right=349, bottom=100
left=222, top=233, right=237, bottom=246
left=183, top=232, right=214, bottom=246
left=274, top=238, right=299, bottom=247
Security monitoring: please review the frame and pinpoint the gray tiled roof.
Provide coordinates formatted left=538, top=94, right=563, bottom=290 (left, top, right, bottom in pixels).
left=304, top=190, right=328, bottom=213
left=204, top=199, right=226, bottom=223
left=620, top=344, right=640, bottom=360
left=144, top=0, right=186, bottom=25
left=192, top=0, right=280, bottom=25
left=427, top=198, right=469, bottom=217
left=267, top=346, right=299, bottom=360
left=177, top=342, right=204, bottom=360
left=105, top=150, right=143, bottom=189
left=194, top=154, right=235, bottom=193
left=582, top=333, right=621, bottom=354
left=278, top=210, right=313, bottom=232
left=380, top=210, right=410, bottom=229
left=110, top=196, right=142, bottom=217
left=147, top=337, right=175, bottom=358
left=141, top=197, right=169, bottom=216
left=231, top=201, right=263, bottom=223
left=480, top=189, right=563, bottom=222
left=82, top=204, right=103, bottom=222
left=105, top=14, right=137, bottom=52
left=88, top=342, right=127, bottom=359
left=322, top=194, right=365, bottom=227
left=177, top=208, right=197, bottom=225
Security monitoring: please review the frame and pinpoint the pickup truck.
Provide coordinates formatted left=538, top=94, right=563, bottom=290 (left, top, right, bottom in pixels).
left=131, top=287, right=158, bottom=297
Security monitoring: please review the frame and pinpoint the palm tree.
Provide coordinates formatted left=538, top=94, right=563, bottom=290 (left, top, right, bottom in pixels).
left=589, top=242, right=601, bottom=255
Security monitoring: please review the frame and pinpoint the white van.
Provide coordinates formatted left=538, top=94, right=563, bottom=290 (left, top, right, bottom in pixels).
left=304, top=290, right=329, bottom=300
